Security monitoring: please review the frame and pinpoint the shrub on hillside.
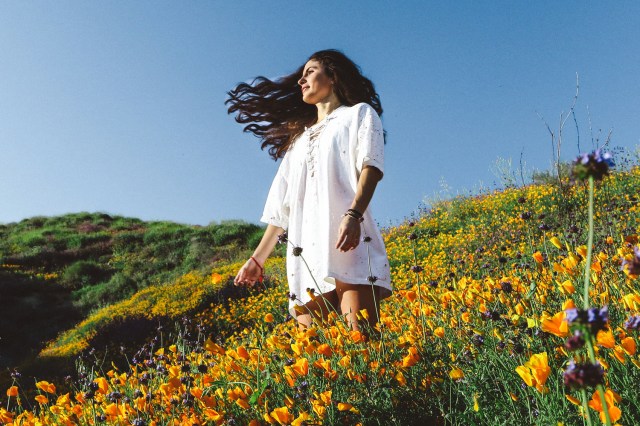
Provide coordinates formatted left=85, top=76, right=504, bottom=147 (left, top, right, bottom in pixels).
left=64, top=232, right=111, bottom=251
left=210, top=222, right=254, bottom=246
left=59, top=260, right=111, bottom=290
left=15, top=231, right=47, bottom=250
left=183, top=236, right=216, bottom=270
left=247, top=227, right=265, bottom=249
left=24, top=216, right=46, bottom=229
left=72, top=273, right=137, bottom=311
left=112, top=231, right=144, bottom=250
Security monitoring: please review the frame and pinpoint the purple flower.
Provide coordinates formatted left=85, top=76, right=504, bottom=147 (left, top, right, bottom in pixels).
left=277, top=232, right=288, bottom=244
left=520, top=211, right=532, bottom=220
left=595, top=149, right=614, bottom=166
left=565, top=306, right=609, bottom=334
left=624, top=316, right=640, bottom=330
left=471, top=334, right=484, bottom=346
left=587, top=306, right=608, bottom=333
left=564, top=331, right=585, bottom=351
left=577, top=149, right=613, bottom=166
left=538, top=223, right=551, bottom=231
left=565, top=308, right=579, bottom=324
left=572, top=149, right=615, bottom=181
left=563, top=360, right=605, bottom=389
left=500, top=281, right=513, bottom=293
left=587, top=306, right=608, bottom=324
left=482, top=310, right=501, bottom=321
left=621, top=246, right=640, bottom=276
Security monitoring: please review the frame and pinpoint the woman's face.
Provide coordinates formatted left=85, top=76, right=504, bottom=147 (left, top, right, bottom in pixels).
left=298, top=59, right=334, bottom=104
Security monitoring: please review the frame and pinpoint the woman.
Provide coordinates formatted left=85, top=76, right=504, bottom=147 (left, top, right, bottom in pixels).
left=228, top=49, right=391, bottom=333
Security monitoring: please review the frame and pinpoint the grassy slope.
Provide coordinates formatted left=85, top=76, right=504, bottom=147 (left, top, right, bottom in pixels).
left=0, top=213, right=266, bottom=389
left=0, top=213, right=265, bottom=312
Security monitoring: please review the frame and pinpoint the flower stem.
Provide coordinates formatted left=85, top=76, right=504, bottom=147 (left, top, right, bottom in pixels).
left=410, top=243, right=428, bottom=343
left=581, top=176, right=612, bottom=426
left=585, top=341, right=613, bottom=426
left=581, top=388, right=593, bottom=426
left=595, top=384, right=613, bottom=426
left=365, top=238, right=386, bottom=356
left=582, top=177, right=594, bottom=310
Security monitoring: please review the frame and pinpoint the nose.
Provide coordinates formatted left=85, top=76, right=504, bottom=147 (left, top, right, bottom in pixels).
left=298, top=75, right=306, bottom=86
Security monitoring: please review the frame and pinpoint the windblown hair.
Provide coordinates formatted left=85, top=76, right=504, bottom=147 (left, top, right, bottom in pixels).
left=226, top=49, right=383, bottom=160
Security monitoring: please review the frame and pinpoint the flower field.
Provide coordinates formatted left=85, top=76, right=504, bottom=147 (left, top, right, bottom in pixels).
left=2, top=165, right=640, bottom=425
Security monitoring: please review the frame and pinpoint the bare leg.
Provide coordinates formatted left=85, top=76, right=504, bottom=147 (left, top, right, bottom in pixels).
left=335, top=280, right=380, bottom=333
left=295, top=290, right=339, bottom=330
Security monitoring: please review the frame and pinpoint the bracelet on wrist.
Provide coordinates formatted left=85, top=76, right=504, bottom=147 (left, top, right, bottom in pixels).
left=347, top=208, right=363, bottom=219
left=249, top=256, right=264, bottom=283
left=343, top=211, right=364, bottom=223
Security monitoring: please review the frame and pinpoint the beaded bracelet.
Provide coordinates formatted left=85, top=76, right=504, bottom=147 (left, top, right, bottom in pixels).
left=347, top=208, right=363, bottom=218
left=343, top=210, right=364, bottom=223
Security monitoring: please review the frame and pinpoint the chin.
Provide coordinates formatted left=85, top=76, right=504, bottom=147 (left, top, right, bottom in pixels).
left=302, top=95, right=316, bottom=104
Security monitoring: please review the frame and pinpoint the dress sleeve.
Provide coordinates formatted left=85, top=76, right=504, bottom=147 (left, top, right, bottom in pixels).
left=356, top=104, right=384, bottom=178
left=259, top=151, right=291, bottom=229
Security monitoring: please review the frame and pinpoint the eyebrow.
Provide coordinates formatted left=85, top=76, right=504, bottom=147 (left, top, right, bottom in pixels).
left=302, top=65, right=318, bottom=75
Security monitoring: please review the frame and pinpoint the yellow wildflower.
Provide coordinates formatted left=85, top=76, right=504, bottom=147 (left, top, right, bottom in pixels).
left=6, top=386, right=18, bottom=397
left=449, top=368, right=464, bottom=380
left=515, top=352, right=550, bottom=393
left=621, top=336, right=637, bottom=355
left=35, top=381, right=56, bottom=394
left=596, top=330, right=615, bottom=349
left=533, top=251, right=544, bottom=263
left=540, top=311, right=569, bottom=337
left=588, top=389, right=622, bottom=424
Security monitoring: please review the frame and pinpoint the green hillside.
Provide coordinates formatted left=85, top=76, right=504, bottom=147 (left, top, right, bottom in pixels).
left=0, top=213, right=269, bottom=387
left=0, top=213, right=265, bottom=310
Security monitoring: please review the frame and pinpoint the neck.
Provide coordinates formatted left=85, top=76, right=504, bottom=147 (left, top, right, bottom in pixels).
left=315, top=94, right=342, bottom=124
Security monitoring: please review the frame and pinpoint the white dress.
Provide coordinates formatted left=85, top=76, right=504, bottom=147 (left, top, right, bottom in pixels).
left=260, top=102, right=392, bottom=317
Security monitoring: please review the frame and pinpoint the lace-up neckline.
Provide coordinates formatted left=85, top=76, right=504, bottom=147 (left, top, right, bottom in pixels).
left=304, top=105, right=346, bottom=142
left=303, top=105, right=346, bottom=177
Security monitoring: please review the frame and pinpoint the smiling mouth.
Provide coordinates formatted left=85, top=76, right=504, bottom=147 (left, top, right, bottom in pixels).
left=302, top=86, right=309, bottom=92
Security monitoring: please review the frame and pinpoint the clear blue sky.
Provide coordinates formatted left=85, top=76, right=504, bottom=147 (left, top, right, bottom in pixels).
left=1, top=1, right=639, bottom=227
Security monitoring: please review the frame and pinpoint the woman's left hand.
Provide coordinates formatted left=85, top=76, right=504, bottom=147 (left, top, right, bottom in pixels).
left=335, top=215, right=361, bottom=252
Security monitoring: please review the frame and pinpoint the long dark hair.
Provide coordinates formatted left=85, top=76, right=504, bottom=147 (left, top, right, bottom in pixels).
left=226, top=49, right=383, bottom=160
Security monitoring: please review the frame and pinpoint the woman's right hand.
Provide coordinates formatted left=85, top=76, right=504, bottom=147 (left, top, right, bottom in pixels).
left=233, top=224, right=283, bottom=287
left=234, top=258, right=263, bottom=287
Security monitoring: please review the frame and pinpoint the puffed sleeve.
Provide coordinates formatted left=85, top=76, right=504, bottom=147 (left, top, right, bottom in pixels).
left=259, top=151, right=291, bottom=229
left=355, top=104, right=384, bottom=178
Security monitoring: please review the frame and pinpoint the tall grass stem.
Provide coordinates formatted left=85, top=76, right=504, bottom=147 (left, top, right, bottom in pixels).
left=582, top=176, right=612, bottom=426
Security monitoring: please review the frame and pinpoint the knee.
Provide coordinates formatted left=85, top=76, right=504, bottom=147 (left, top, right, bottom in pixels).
left=296, top=313, right=312, bottom=328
